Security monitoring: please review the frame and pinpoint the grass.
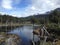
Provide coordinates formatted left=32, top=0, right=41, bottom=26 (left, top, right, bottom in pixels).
left=56, top=40, right=60, bottom=45
left=40, top=40, right=60, bottom=45
left=40, top=40, right=52, bottom=45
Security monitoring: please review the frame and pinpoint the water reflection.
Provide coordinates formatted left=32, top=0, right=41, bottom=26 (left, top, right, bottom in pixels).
left=9, top=25, right=39, bottom=45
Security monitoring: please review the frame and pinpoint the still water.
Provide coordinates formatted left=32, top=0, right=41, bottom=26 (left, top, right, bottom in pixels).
left=9, top=25, right=40, bottom=45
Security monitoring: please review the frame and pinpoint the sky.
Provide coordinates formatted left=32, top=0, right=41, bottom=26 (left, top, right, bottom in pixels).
left=0, top=0, right=60, bottom=17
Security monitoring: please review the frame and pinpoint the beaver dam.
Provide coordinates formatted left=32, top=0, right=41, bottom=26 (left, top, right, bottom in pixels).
left=33, top=25, right=60, bottom=45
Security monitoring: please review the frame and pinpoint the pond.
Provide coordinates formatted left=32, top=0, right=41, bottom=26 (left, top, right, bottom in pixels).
left=8, top=25, right=40, bottom=45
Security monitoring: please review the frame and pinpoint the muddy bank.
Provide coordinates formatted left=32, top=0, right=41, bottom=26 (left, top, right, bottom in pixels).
left=0, top=32, right=21, bottom=45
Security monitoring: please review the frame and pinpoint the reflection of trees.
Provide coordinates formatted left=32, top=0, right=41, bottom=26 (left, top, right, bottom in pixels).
left=30, top=17, right=36, bottom=44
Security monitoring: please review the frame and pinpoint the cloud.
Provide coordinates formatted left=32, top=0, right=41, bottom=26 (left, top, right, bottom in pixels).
left=14, top=0, right=21, bottom=4
left=1, top=0, right=13, bottom=9
left=22, top=0, right=60, bottom=17
left=0, top=0, right=60, bottom=17
left=0, top=12, right=6, bottom=15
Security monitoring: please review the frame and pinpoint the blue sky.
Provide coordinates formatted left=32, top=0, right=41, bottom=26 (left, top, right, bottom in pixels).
left=0, top=0, right=60, bottom=17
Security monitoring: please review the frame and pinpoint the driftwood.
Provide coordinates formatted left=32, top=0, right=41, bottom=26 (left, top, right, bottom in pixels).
left=33, top=28, right=42, bottom=35
left=33, top=28, right=58, bottom=42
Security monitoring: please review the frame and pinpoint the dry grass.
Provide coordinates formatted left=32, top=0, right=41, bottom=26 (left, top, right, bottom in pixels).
left=56, top=40, right=60, bottom=45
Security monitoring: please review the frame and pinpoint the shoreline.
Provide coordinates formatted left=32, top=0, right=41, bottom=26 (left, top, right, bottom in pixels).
left=0, top=24, right=23, bottom=32
left=0, top=32, right=21, bottom=45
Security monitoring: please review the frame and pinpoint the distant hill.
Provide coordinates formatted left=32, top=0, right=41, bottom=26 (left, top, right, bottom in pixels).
left=23, top=8, right=60, bottom=24
left=0, top=8, right=60, bottom=24
left=29, top=8, right=60, bottom=18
